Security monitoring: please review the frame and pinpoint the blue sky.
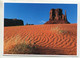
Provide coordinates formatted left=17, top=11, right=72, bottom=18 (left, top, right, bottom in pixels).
left=4, top=3, right=77, bottom=25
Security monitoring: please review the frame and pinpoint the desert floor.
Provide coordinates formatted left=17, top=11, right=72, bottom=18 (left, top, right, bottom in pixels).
left=4, top=24, right=77, bottom=55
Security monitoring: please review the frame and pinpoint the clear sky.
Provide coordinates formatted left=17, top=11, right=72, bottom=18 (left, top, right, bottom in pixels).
left=4, top=3, right=77, bottom=25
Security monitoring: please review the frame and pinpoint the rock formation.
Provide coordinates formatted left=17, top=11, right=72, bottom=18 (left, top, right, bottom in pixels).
left=45, top=8, right=70, bottom=24
left=4, top=18, right=24, bottom=26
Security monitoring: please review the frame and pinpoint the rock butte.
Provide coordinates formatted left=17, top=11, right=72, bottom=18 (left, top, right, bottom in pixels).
left=4, top=18, right=24, bottom=26
left=45, top=8, right=70, bottom=24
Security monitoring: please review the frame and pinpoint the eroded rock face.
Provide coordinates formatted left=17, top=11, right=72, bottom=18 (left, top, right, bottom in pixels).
left=4, top=18, right=24, bottom=26
left=45, top=9, right=70, bottom=24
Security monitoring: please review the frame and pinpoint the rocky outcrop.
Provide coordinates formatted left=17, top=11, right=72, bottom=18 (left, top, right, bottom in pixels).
left=4, top=18, right=24, bottom=26
left=45, top=9, right=70, bottom=24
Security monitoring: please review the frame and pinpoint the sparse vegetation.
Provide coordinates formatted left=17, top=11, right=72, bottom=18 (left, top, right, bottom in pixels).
left=5, top=37, right=37, bottom=54
left=5, top=42, right=37, bottom=54
left=58, top=30, right=68, bottom=34
left=51, top=25, right=60, bottom=32
left=51, top=25, right=68, bottom=34
left=25, top=23, right=34, bottom=25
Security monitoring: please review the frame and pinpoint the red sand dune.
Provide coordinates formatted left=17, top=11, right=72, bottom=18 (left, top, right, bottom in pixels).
left=4, top=24, right=77, bottom=55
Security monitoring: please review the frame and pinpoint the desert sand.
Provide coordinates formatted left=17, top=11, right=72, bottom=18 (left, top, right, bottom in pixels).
left=4, top=24, right=77, bottom=55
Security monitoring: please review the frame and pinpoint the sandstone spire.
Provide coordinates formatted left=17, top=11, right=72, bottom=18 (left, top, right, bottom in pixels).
left=65, top=10, right=67, bottom=21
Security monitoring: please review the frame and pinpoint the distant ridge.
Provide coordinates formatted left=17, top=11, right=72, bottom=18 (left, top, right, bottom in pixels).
left=4, top=18, right=24, bottom=26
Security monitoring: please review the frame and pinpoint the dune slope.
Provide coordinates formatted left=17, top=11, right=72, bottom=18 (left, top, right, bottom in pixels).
left=4, top=24, right=77, bottom=55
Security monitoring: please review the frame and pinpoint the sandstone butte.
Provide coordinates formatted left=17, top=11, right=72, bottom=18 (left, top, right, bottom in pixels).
left=45, top=8, right=70, bottom=24
left=4, top=18, right=24, bottom=26
left=4, top=9, right=77, bottom=55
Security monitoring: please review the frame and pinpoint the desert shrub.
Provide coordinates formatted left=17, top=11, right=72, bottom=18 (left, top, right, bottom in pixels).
left=51, top=26, right=60, bottom=32
left=51, top=26, right=68, bottom=34
left=51, top=26, right=58, bottom=30
left=5, top=42, right=36, bottom=54
left=25, top=23, right=34, bottom=25
left=58, top=30, right=67, bottom=34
